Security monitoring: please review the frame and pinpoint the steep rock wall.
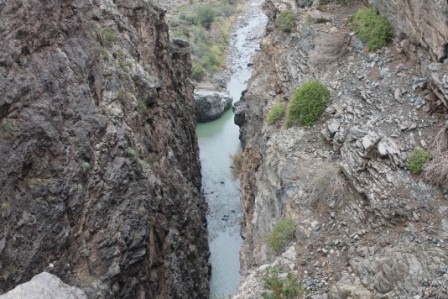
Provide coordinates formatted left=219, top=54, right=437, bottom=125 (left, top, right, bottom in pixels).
left=369, top=0, right=448, bottom=62
left=0, top=0, right=209, bottom=298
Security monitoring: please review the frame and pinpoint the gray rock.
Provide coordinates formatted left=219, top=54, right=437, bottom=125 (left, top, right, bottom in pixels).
left=0, top=273, right=87, bottom=299
left=195, top=90, right=233, bottom=122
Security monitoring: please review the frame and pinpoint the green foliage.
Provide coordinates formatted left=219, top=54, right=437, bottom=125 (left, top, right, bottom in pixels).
left=195, top=5, right=215, bottom=28
left=408, top=149, right=432, bottom=174
left=81, top=162, right=91, bottom=172
left=97, top=27, right=116, bottom=48
left=351, top=7, right=393, bottom=51
left=0, top=119, right=15, bottom=138
left=192, top=61, right=206, bottom=81
left=262, top=266, right=304, bottom=299
left=99, top=48, right=109, bottom=60
left=275, top=10, right=296, bottom=33
left=169, top=1, right=238, bottom=81
left=125, top=148, right=137, bottom=158
left=266, top=218, right=296, bottom=253
left=267, top=103, right=286, bottom=125
left=286, top=81, right=330, bottom=127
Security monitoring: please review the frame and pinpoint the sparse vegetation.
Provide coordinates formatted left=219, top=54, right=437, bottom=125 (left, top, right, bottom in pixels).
left=262, top=266, right=304, bottom=299
left=168, top=0, right=239, bottom=81
left=275, top=9, right=296, bottom=33
left=408, top=148, right=432, bottom=174
left=125, top=148, right=137, bottom=158
left=303, top=166, right=347, bottom=207
left=351, top=6, right=393, bottom=51
left=266, top=218, right=296, bottom=253
left=0, top=119, right=15, bottom=138
left=96, top=26, right=116, bottom=48
left=267, top=103, right=286, bottom=125
left=423, top=129, right=448, bottom=186
left=286, top=81, right=330, bottom=127
left=230, top=150, right=243, bottom=179
left=81, top=162, right=91, bottom=172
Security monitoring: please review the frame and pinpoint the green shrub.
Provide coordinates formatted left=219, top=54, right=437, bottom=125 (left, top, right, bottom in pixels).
left=192, top=61, right=206, bottom=81
left=195, top=5, right=215, bottom=28
left=267, top=103, right=286, bottom=125
left=0, top=119, right=15, bottom=138
left=81, top=162, right=91, bottom=172
left=351, top=7, right=393, bottom=51
left=125, top=148, right=137, bottom=158
left=266, top=218, right=296, bottom=253
left=408, top=149, right=432, bottom=174
left=286, top=81, right=330, bottom=127
left=97, top=27, right=116, bottom=48
left=262, top=266, right=304, bottom=299
left=275, top=10, right=296, bottom=33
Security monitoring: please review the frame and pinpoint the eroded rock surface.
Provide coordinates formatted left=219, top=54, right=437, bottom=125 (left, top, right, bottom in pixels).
left=0, top=0, right=209, bottom=298
left=234, top=0, right=448, bottom=298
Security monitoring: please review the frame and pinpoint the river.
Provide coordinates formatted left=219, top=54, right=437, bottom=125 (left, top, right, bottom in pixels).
left=196, top=1, right=267, bottom=298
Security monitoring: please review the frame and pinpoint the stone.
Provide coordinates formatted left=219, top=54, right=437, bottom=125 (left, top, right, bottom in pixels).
left=194, top=90, right=233, bottom=122
left=0, top=273, right=87, bottom=299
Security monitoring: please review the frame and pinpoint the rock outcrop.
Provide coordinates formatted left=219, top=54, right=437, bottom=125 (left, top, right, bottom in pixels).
left=0, top=272, right=87, bottom=299
left=234, top=0, right=448, bottom=298
left=194, top=90, right=233, bottom=122
left=369, top=0, right=448, bottom=62
left=0, top=0, right=209, bottom=298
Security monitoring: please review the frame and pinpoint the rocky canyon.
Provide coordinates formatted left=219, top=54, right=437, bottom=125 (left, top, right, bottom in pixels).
left=233, top=0, right=448, bottom=298
left=0, top=0, right=209, bottom=298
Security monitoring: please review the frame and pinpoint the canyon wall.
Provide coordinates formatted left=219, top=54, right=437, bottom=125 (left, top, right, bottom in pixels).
left=0, top=0, right=209, bottom=297
left=234, top=0, right=448, bottom=298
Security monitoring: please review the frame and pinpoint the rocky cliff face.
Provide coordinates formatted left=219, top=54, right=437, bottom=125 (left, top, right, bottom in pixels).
left=0, top=0, right=209, bottom=298
left=234, top=0, right=448, bottom=298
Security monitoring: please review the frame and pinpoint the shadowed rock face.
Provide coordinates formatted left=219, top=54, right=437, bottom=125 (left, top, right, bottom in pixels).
left=0, top=0, right=209, bottom=298
left=369, top=0, right=448, bottom=62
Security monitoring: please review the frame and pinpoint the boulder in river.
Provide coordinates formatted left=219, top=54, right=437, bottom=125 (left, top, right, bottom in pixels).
left=195, top=90, right=233, bottom=122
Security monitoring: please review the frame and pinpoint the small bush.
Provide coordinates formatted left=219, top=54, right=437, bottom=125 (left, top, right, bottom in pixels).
left=262, top=266, right=304, bottom=299
left=97, top=27, right=116, bottom=48
left=408, top=148, right=432, bottom=174
left=0, top=119, right=15, bottom=138
left=286, top=81, right=330, bottom=127
left=125, top=148, right=137, bottom=158
left=267, top=103, right=286, bottom=125
left=266, top=218, right=296, bottom=253
left=351, top=7, right=393, bottom=51
left=195, top=5, right=215, bottom=28
left=81, top=162, right=91, bottom=172
left=275, top=10, right=296, bottom=33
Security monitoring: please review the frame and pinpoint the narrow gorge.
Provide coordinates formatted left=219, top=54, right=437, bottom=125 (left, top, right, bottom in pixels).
left=1, top=0, right=448, bottom=298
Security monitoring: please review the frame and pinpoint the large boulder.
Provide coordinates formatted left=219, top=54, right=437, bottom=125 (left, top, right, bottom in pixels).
left=195, top=90, right=233, bottom=122
left=0, top=273, right=87, bottom=299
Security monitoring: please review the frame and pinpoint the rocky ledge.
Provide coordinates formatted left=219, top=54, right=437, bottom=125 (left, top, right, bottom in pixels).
left=234, top=0, right=448, bottom=298
left=0, top=0, right=209, bottom=297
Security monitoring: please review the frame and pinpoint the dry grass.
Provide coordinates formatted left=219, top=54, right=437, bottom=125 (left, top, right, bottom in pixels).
left=423, top=128, right=448, bottom=186
left=303, top=165, right=347, bottom=207
left=230, top=150, right=243, bottom=179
